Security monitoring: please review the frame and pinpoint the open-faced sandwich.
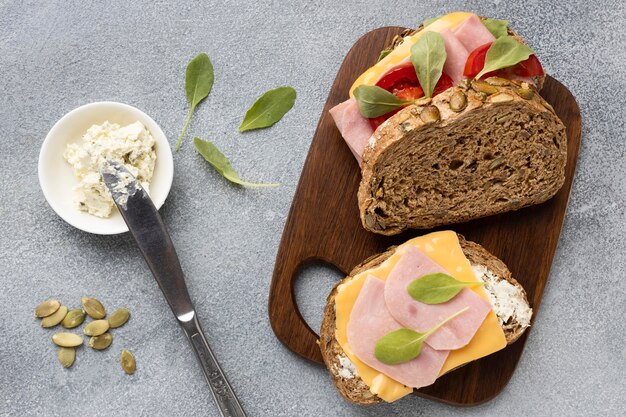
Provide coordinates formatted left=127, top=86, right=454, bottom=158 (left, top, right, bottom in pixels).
left=330, top=12, right=567, bottom=235
left=319, top=231, right=532, bottom=404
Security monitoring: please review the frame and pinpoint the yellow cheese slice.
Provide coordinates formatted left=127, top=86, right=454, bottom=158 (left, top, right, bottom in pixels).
left=348, top=11, right=475, bottom=96
left=334, top=230, right=507, bottom=402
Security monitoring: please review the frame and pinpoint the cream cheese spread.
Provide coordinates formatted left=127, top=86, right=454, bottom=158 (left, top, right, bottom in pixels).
left=63, top=121, right=156, bottom=218
left=472, top=265, right=532, bottom=328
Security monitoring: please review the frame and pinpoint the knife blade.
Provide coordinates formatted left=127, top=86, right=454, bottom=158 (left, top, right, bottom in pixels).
left=101, top=160, right=246, bottom=417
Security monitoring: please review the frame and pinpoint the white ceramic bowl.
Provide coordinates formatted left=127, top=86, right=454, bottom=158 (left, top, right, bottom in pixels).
left=38, top=102, right=174, bottom=235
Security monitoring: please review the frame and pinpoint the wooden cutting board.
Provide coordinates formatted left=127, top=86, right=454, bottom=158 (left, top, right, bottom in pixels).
left=268, top=26, right=582, bottom=405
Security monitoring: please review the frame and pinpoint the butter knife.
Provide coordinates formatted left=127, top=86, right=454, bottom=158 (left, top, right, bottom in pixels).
left=101, top=160, right=246, bottom=417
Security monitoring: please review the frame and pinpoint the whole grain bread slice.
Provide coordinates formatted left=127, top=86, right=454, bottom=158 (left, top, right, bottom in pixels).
left=358, top=79, right=567, bottom=235
left=357, top=22, right=562, bottom=235
left=318, top=235, right=532, bottom=405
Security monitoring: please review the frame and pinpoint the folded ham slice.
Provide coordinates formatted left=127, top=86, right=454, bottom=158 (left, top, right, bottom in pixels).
left=329, top=98, right=373, bottom=166
left=439, top=29, right=470, bottom=85
left=347, top=275, right=449, bottom=388
left=452, top=14, right=496, bottom=52
left=384, top=246, right=491, bottom=350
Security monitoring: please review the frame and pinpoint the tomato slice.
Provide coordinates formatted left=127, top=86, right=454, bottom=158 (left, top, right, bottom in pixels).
left=375, top=62, right=418, bottom=92
left=464, top=42, right=544, bottom=79
left=368, top=65, right=453, bottom=130
left=433, top=73, right=454, bottom=96
left=464, top=43, right=494, bottom=79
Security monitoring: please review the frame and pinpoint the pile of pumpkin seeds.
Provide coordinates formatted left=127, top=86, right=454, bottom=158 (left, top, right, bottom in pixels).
left=34, top=297, right=136, bottom=374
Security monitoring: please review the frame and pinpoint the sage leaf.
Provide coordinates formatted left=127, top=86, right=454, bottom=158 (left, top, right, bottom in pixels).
left=176, top=53, right=215, bottom=151
left=353, top=85, right=413, bottom=118
left=481, top=18, right=509, bottom=38
left=407, top=273, right=486, bottom=304
left=193, top=138, right=279, bottom=187
left=239, top=86, right=296, bottom=132
left=375, top=307, right=469, bottom=365
left=422, top=16, right=441, bottom=27
left=475, top=35, right=534, bottom=80
left=410, top=31, right=447, bottom=98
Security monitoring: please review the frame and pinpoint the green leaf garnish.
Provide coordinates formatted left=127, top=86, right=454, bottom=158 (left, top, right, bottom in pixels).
left=193, top=138, right=279, bottom=187
left=407, top=273, right=486, bottom=304
left=422, top=16, right=441, bottom=27
left=377, top=49, right=392, bottom=62
left=239, top=86, right=296, bottom=132
left=475, top=35, right=534, bottom=80
left=176, top=53, right=215, bottom=151
left=481, top=18, right=509, bottom=38
left=410, top=31, right=447, bottom=98
left=374, top=307, right=469, bottom=365
left=353, top=85, right=414, bottom=118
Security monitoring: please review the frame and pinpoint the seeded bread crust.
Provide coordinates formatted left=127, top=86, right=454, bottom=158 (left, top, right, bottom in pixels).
left=318, top=235, right=531, bottom=406
left=357, top=25, right=560, bottom=235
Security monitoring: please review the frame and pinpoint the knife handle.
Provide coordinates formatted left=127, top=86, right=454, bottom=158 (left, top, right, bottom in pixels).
left=181, top=314, right=247, bottom=417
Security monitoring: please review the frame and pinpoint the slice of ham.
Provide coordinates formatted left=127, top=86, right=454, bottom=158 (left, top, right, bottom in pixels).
left=347, top=275, right=449, bottom=388
left=384, top=246, right=491, bottom=350
left=452, top=14, right=496, bottom=53
left=439, top=29, right=470, bottom=85
left=329, top=98, right=373, bottom=166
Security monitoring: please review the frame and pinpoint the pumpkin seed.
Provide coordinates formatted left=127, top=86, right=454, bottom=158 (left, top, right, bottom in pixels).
left=62, top=309, right=86, bottom=329
left=485, top=76, right=510, bottom=86
left=517, top=87, right=534, bottom=100
left=413, top=97, right=432, bottom=106
left=108, top=308, right=130, bottom=329
left=84, top=320, right=110, bottom=336
left=52, top=332, right=83, bottom=347
left=471, top=80, right=498, bottom=95
left=489, top=157, right=506, bottom=170
left=41, top=305, right=68, bottom=328
left=449, top=91, right=467, bottom=112
left=58, top=347, right=76, bottom=368
left=542, top=101, right=556, bottom=114
left=120, top=350, right=136, bottom=375
left=489, top=93, right=514, bottom=103
left=420, top=106, right=440, bottom=124
left=35, top=299, right=60, bottom=318
left=81, top=297, right=106, bottom=319
left=399, top=121, right=414, bottom=133
left=89, top=333, right=113, bottom=350
left=475, top=92, right=488, bottom=102
left=364, top=213, right=377, bottom=229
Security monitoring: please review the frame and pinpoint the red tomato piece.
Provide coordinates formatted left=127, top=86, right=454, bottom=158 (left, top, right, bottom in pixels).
left=375, top=62, right=417, bottom=92
left=463, top=43, right=493, bottom=79
left=433, top=73, right=454, bottom=96
left=368, top=64, right=453, bottom=130
left=394, top=86, right=424, bottom=101
left=464, top=42, right=544, bottom=79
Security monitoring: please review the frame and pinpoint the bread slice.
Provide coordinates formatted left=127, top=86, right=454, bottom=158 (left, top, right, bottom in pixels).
left=319, top=235, right=532, bottom=405
left=357, top=23, right=563, bottom=235
left=358, top=79, right=567, bottom=235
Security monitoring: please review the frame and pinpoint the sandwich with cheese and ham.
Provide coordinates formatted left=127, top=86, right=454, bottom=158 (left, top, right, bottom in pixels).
left=319, top=231, right=532, bottom=404
left=330, top=12, right=567, bottom=235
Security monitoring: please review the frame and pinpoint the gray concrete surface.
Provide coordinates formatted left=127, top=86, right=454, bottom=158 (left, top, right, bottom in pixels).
left=1, top=0, right=624, bottom=416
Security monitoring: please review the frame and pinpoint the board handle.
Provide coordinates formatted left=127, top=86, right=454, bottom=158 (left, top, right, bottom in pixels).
left=269, top=253, right=327, bottom=364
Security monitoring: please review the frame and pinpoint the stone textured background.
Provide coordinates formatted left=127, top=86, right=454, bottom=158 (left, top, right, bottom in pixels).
left=1, top=1, right=624, bottom=416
